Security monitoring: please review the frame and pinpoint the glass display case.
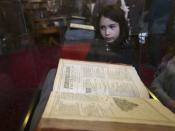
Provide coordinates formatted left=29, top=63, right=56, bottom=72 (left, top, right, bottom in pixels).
left=0, top=0, right=175, bottom=131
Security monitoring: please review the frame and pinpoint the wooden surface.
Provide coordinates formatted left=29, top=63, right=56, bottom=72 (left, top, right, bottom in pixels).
left=35, top=26, right=61, bottom=35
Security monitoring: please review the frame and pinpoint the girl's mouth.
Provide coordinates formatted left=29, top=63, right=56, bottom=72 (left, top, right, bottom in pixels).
left=105, top=38, right=113, bottom=42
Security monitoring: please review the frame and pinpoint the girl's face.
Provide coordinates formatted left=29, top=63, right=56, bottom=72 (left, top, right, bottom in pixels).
left=99, top=16, right=120, bottom=43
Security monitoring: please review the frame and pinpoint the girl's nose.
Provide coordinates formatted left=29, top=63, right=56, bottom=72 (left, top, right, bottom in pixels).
left=105, top=28, right=110, bottom=35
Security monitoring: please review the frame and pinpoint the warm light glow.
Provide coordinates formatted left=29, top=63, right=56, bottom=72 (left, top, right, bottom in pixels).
left=148, top=90, right=159, bottom=101
left=21, top=112, right=31, bottom=130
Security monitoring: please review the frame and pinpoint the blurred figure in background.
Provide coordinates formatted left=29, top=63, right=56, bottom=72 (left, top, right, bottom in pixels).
left=150, top=36, right=175, bottom=113
left=82, top=0, right=129, bottom=24
left=145, top=0, right=174, bottom=67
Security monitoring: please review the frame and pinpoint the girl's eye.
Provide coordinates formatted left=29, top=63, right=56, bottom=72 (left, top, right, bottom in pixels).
left=109, top=24, right=116, bottom=29
left=100, top=26, right=105, bottom=30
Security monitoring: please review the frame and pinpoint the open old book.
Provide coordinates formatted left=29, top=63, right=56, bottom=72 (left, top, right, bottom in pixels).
left=37, top=59, right=175, bottom=131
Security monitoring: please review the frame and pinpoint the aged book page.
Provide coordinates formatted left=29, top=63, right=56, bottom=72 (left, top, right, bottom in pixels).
left=53, top=59, right=149, bottom=98
left=39, top=92, right=175, bottom=130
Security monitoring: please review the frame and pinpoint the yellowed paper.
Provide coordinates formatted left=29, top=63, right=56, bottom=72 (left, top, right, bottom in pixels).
left=53, top=59, right=149, bottom=98
left=43, top=92, right=175, bottom=127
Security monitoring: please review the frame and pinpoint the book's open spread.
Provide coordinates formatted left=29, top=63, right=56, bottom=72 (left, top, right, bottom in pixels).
left=53, top=59, right=149, bottom=98
left=38, top=59, right=175, bottom=130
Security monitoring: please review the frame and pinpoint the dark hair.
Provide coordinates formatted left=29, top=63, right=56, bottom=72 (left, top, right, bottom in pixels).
left=95, top=5, right=129, bottom=46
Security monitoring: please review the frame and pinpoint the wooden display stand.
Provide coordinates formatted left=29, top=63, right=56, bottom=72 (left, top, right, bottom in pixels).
left=33, top=18, right=62, bottom=45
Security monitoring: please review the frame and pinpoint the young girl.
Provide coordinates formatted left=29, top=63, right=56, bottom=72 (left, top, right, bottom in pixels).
left=86, top=5, right=137, bottom=66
